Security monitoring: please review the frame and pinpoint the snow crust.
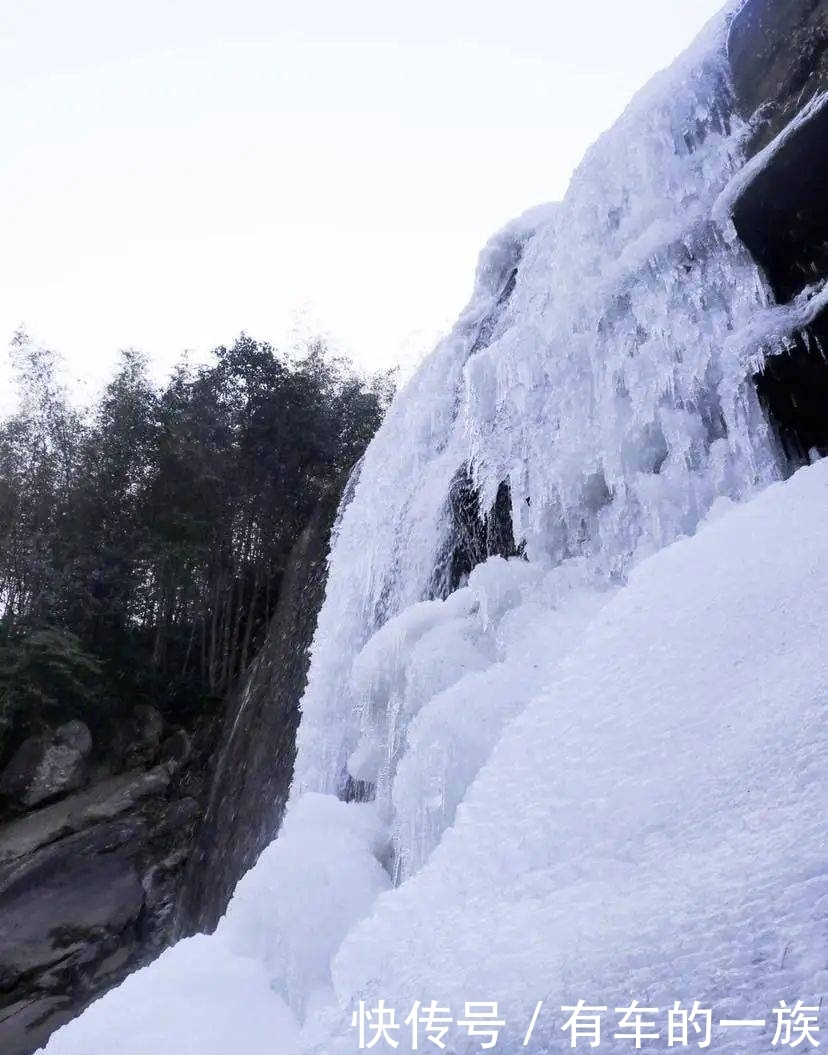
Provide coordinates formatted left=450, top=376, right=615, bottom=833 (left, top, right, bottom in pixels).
left=40, top=4, right=827, bottom=1054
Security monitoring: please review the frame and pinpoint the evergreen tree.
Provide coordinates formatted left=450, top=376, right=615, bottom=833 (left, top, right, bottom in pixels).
left=0, top=332, right=393, bottom=760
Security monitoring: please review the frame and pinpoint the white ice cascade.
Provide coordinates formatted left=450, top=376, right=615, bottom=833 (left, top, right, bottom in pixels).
left=293, top=8, right=782, bottom=860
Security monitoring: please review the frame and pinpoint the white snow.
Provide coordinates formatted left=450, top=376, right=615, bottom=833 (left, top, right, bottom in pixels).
left=39, top=793, right=388, bottom=1054
left=41, top=456, right=828, bottom=1055
left=328, top=460, right=828, bottom=1053
left=39, top=2, right=828, bottom=1053
left=34, top=935, right=301, bottom=1055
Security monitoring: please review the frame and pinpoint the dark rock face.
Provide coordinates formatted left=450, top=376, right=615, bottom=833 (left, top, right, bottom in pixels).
left=729, top=0, right=828, bottom=470
left=174, top=481, right=345, bottom=936
left=0, top=722, right=92, bottom=810
left=111, top=706, right=165, bottom=772
left=728, top=0, right=828, bottom=153
left=754, top=310, right=828, bottom=465
left=729, top=0, right=828, bottom=302
left=442, top=471, right=521, bottom=596
left=0, top=737, right=204, bottom=1055
left=731, top=94, right=828, bottom=303
left=0, top=830, right=145, bottom=993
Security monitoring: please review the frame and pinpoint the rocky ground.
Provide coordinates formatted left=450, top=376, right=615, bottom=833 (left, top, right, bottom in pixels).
left=0, top=707, right=206, bottom=1055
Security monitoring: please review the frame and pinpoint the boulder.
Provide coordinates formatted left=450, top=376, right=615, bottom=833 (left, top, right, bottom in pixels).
left=112, top=705, right=164, bottom=770
left=0, top=822, right=146, bottom=1055
left=0, top=849, right=144, bottom=988
left=0, top=764, right=173, bottom=867
left=0, top=722, right=92, bottom=809
left=160, top=728, right=192, bottom=771
left=0, top=776, right=200, bottom=1055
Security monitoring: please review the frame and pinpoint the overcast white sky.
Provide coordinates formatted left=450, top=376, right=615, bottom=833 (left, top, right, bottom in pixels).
left=1, top=0, right=726, bottom=394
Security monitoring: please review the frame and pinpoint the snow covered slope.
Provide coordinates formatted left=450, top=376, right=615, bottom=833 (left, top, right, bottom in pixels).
left=41, top=454, right=828, bottom=1055
left=328, top=459, right=828, bottom=1053
left=40, top=2, right=828, bottom=1052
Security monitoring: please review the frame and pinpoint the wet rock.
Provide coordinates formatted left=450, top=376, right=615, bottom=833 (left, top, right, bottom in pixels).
left=753, top=310, right=828, bottom=466
left=0, top=765, right=172, bottom=867
left=175, top=480, right=346, bottom=935
left=0, top=821, right=146, bottom=1055
left=728, top=1, right=828, bottom=474
left=0, top=722, right=92, bottom=809
left=443, top=471, right=520, bottom=595
left=0, top=838, right=144, bottom=989
left=0, top=780, right=199, bottom=1055
left=154, top=796, right=200, bottom=834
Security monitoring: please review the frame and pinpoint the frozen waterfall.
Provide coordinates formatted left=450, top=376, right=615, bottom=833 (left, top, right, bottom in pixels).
left=293, top=2, right=782, bottom=825
left=40, top=4, right=828, bottom=1054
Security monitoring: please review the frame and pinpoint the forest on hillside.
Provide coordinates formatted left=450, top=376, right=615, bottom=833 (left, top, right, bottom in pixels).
left=0, top=331, right=394, bottom=766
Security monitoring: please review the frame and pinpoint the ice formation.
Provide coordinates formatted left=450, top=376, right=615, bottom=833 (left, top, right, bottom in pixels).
left=41, top=4, right=827, bottom=1054
left=291, top=2, right=784, bottom=805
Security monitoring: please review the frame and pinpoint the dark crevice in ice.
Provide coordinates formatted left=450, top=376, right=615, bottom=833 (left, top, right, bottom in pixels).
left=754, top=310, right=828, bottom=468
left=441, top=471, right=522, bottom=596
